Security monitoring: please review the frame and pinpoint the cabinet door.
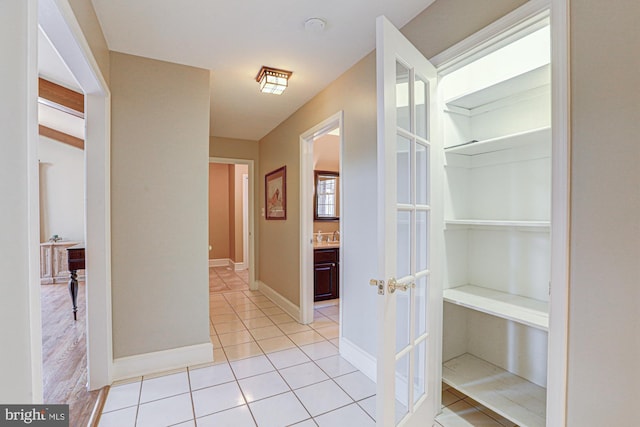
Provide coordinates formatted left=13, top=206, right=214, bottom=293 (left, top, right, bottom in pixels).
left=314, top=261, right=338, bottom=301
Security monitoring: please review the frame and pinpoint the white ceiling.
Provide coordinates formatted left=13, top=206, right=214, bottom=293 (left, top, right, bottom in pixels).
left=38, top=27, right=81, bottom=92
left=38, top=27, right=85, bottom=140
left=91, top=0, right=435, bottom=141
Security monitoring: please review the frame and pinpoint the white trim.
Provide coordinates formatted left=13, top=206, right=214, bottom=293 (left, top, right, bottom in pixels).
left=257, top=280, right=300, bottom=321
left=242, top=173, right=249, bottom=274
left=233, top=261, right=247, bottom=271
left=209, top=258, right=231, bottom=267
left=112, top=342, right=213, bottom=381
left=209, top=157, right=256, bottom=290
left=430, top=0, right=551, bottom=73
left=37, top=0, right=112, bottom=390
left=299, top=112, right=344, bottom=326
left=339, top=337, right=376, bottom=383
left=546, top=0, right=570, bottom=425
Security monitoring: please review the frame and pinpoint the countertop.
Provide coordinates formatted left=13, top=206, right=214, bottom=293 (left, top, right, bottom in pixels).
left=313, top=241, right=340, bottom=249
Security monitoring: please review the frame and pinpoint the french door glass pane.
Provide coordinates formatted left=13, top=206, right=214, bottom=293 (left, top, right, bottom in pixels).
left=396, top=62, right=411, bottom=132
left=415, top=75, right=428, bottom=139
left=397, top=210, right=411, bottom=278
left=396, top=289, right=410, bottom=353
left=414, top=276, right=428, bottom=337
left=416, top=210, right=429, bottom=272
left=395, top=352, right=410, bottom=424
left=413, top=339, right=427, bottom=404
left=397, top=135, right=411, bottom=205
left=416, top=142, right=429, bottom=206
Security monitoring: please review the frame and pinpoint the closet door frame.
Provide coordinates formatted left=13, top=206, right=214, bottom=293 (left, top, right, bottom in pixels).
left=430, top=0, right=570, bottom=425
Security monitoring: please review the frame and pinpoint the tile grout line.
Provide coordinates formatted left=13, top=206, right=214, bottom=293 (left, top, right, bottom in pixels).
left=185, top=366, right=198, bottom=427
left=133, top=376, right=142, bottom=427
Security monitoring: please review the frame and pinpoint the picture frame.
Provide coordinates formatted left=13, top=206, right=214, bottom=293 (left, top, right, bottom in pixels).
left=265, top=166, right=286, bottom=220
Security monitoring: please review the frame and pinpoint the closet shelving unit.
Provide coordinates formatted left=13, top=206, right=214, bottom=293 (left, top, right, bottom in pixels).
left=440, top=23, right=551, bottom=427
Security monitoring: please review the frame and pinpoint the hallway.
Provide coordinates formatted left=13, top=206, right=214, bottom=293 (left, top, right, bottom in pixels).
left=99, top=289, right=373, bottom=426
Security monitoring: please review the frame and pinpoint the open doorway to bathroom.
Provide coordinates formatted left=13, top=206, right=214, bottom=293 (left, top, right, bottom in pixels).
left=299, top=112, right=343, bottom=333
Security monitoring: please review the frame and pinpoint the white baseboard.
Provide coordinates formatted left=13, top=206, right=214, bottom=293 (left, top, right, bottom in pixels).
left=209, top=258, right=230, bottom=267
left=257, top=280, right=300, bottom=322
left=340, top=337, right=376, bottom=383
left=233, top=261, right=247, bottom=271
left=112, top=342, right=213, bottom=382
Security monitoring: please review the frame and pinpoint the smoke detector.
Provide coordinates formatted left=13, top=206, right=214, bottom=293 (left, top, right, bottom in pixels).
left=304, top=18, right=326, bottom=33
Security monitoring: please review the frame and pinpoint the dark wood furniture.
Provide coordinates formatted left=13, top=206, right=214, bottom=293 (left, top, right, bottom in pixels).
left=314, top=247, right=339, bottom=301
left=66, top=244, right=85, bottom=320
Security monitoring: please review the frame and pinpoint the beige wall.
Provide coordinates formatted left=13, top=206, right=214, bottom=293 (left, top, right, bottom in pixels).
left=209, top=163, right=230, bottom=260
left=208, top=163, right=247, bottom=263
left=401, top=0, right=527, bottom=59
left=567, top=0, right=640, bottom=424
left=38, top=137, right=85, bottom=243
left=210, top=136, right=259, bottom=160
left=110, top=52, right=210, bottom=358
left=67, top=0, right=110, bottom=84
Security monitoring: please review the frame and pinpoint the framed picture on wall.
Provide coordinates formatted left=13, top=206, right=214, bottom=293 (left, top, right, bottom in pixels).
left=265, top=166, right=286, bottom=220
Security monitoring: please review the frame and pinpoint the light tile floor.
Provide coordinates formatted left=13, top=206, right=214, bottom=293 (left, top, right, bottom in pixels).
left=100, top=289, right=362, bottom=427
left=100, top=269, right=517, bottom=427
left=209, top=266, right=250, bottom=293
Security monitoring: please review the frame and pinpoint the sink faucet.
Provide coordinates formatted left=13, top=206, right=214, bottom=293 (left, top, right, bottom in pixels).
left=332, top=230, right=340, bottom=242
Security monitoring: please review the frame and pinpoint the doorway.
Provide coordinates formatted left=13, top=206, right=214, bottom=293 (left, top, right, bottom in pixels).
left=33, top=0, right=112, bottom=403
left=208, top=158, right=255, bottom=292
left=37, top=67, right=91, bottom=418
left=299, top=112, right=343, bottom=326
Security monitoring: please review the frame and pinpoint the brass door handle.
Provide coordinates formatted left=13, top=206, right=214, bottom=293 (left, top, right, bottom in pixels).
left=387, top=278, right=415, bottom=293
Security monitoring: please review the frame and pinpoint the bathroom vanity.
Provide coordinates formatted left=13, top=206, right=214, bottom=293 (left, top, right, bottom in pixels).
left=313, top=243, right=339, bottom=301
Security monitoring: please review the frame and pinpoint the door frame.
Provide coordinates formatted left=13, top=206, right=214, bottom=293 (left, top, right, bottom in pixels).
left=208, top=157, right=257, bottom=289
left=430, top=0, right=570, bottom=425
left=242, top=173, right=249, bottom=271
left=34, top=0, right=113, bottom=392
left=299, top=111, right=344, bottom=325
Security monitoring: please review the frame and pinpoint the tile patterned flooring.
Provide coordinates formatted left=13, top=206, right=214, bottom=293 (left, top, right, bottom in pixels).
left=100, top=269, right=517, bottom=427
left=209, top=266, right=250, bottom=293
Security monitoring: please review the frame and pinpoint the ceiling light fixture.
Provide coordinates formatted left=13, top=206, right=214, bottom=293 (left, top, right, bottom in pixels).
left=255, top=66, right=292, bottom=95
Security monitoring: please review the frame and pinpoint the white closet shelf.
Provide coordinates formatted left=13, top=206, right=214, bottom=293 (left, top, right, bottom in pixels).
left=445, top=219, right=550, bottom=230
left=443, top=284, right=549, bottom=330
left=443, top=353, right=546, bottom=427
left=444, top=63, right=550, bottom=111
left=444, top=126, right=551, bottom=156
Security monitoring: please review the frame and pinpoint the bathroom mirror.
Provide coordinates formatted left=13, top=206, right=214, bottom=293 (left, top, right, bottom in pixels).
left=314, top=171, right=339, bottom=221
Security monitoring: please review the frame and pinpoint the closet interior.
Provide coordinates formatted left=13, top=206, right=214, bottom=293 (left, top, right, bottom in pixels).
left=440, top=19, right=551, bottom=427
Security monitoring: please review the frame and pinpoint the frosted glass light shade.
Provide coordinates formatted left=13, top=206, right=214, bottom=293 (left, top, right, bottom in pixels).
left=256, top=66, right=292, bottom=95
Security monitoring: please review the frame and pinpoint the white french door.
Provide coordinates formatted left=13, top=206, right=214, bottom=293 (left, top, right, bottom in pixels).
left=374, top=16, right=442, bottom=427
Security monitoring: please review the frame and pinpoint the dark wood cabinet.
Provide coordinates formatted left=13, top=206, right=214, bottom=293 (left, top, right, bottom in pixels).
left=314, top=247, right=339, bottom=301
